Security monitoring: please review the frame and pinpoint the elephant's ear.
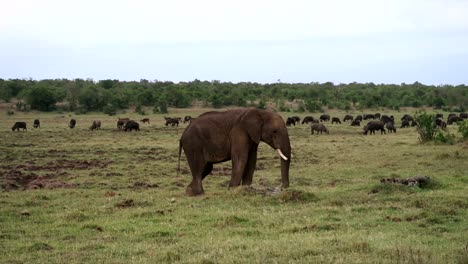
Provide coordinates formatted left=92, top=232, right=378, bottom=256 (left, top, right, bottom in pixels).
left=240, top=109, right=263, bottom=144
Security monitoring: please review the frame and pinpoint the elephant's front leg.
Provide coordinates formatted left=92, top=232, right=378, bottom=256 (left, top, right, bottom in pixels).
left=229, top=145, right=250, bottom=187
left=242, top=144, right=258, bottom=186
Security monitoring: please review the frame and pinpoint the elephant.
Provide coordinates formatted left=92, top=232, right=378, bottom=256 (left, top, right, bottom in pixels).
left=33, top=119, right=40, bottom=128
left=178, top=108, right=291, bottom=196
left=12, top=122, right=27, bottom=131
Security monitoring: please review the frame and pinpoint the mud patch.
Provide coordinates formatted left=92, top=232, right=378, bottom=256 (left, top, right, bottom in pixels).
left=1, top=170, right=77, bottom=190
left=115, top=199, right=135, bottom=208
left=130, top=181, right=159, bottom=189
left=1, top=159, right=112, bottom=171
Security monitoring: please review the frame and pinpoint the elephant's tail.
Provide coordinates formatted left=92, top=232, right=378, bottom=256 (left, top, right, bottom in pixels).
left=177, top=140, right=182, bottom=177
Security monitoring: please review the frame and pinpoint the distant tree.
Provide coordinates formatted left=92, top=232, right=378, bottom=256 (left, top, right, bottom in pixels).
left=24, top=86, right=57, bottom=111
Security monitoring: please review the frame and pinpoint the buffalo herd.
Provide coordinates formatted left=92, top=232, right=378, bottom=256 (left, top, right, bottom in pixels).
left=9, top=112, right=468, bottom=136
left=285, top=112, right=468, bottom=135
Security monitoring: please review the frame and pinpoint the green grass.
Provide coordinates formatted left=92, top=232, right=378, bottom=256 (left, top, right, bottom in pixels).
left=1, top=108, right=467, bottom=263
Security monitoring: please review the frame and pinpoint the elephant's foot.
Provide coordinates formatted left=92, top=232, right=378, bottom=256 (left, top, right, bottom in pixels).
left=186, top=181, right=204, bottom=196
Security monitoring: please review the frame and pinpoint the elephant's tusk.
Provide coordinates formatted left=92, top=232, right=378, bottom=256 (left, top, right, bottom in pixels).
left=277, top=149, right=288, bottom=161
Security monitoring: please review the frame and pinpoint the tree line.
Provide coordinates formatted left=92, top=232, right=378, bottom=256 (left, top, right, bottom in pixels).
left=0, top=78, right=466, bottom=113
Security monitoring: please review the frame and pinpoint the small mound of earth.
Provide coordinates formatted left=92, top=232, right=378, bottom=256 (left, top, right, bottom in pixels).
left=380, top=175, right=430, bottom=187
left=1, top=170, right=77, bottom=190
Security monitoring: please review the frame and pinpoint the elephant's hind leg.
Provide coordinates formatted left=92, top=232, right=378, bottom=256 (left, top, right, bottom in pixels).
left=185, top=153, right=206, bottom=196
left=202, top=163, right=213, bottom=180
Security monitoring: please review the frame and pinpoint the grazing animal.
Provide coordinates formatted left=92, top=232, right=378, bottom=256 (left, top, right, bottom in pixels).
left=301, top=116, right=317, bottom=124
left=363, top=121, right=386, bottom=135
left=374, top=113, right=381, bottom=119
left=291, top=116, right=301, bottom=123
left=165, top=117, right=180, bottom=127
left=386, top=122, right=396, bottom=133
left=448, top=116, right=463, bottom=125
left=355, top=115, right=363, bottom=122
left=363, top=114, right=375, bottom=120
left=183, top=116, right=192, bottom=124
left=286, top=117, right=296, bottom=126
left=311, top=123, right=329, bottom=134
left=90, top=120, right=101, bottom=130
left=460, top=113, right=468, bottom=119
left=411, top=120, right=418, bottom=127
left=435, top=113, right=443, bottom=119
left=351, top=119, right=361, bottom=126
left=448, top=113, right=457, bottom=120
left=69, top=119, right=76, bottom=129
left=343, top=115, right=353, bottom=122
left=33, top=119, right=40, bottom=128
left=140, top=118, right=150, bottom=124
left=400, top=120, right=410, bottom=128
left=12, top=122, right=27, bottom=131
left=178, top=109, right=291, bottom=196
left=380, top=115, right=393, bottom=124
left=331, top=117, right=341, bottom=124
left=319, top=114, right=330, bottom=122
left=401, top=114, right=414, bottom=122
left=124, top=120, right=140, bottom=131
left=435, top=118, right=447, bottom=129
left=117, top=120, right=125, bottom=130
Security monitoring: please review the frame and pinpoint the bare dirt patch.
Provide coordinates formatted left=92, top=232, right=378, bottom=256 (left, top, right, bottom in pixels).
left=1, top=170, right=77, bottom=190
left=1, top=159, right=112, bottom=171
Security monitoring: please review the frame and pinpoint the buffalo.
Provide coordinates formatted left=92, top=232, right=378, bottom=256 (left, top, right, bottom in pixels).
left=90, top=120, right=101, bottom=130
left=331, top=117, right=341, bottom=124
left=385, top=122, right=396, bottom=133
left=12, top=122, right=27, bottom=131
left=363, top=121, right=386, bottom=135
left=124, top=120, right=140, bottom=131
left=69, top=119, right=76, bottom=129
left=165, top=117, right=180, bottom=127
left=401, top=114, right=414, bottom=122
left=301, top=116, right=317, bottom=124
left=140, top=118, right=150, bottom=124
left=355, top=115, right=363, bottom=122
left=401, top=120, right=410, bottom=128
left=448, top=116, right=463, bottom=125
left=435, top=118, right=447, bottom=129
left=363, top=114, right=375, bottom=120
left=319, top=114, right=330, bottom=122
left=183, top=116, right=192, bottom=124
left=343, top=115, right=353, bottom=122
left=311, top=123, right=329, bottom=134
left=33, top=119, right=40, bottom=128
left=286, top=117, right=296, bottom=126
left=351, top=119, right=361, bottom=126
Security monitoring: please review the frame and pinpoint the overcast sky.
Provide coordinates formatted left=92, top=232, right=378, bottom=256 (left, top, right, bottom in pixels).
left=1, top=0, right=468, bottom=84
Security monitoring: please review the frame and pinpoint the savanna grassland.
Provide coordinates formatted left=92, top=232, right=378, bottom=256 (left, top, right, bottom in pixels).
left=0, top=108, right=467, bottom=264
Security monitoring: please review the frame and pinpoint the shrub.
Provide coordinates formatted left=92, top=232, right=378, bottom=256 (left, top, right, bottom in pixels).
left=414, top=111, right=437, bottom=142
left=458, top=120, right=468, bottom=139
left=434, top=131, right=456, bottom=145
left=135, top=104, right=146, bottom=115
left=103, top=105, right=117, bottom=116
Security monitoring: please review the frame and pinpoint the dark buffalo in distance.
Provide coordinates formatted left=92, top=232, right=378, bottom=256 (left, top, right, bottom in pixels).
left=448, top=116, right=463, bottom=125
left=448, top=113, right=457, bottom=120
left=401, top=120, right=410, bottom=128
left=117, top=120, right=125, bottom=130
left=319, top=114, right=330, bottom=122
left=165, top=117, right=180, bottom=127
left=374, top=113, right=381, bottom=119
left=363, top=114, right=375, bottom=120
left=90, top=120, right=101, bottom=130
left=435, top=118, right=447, bottom=129
left=33, top=119, right=40, bottom=128
left=355, top=115, right=363, bottom=122
left=351, top=119, right=361, bottom=126
left=183, top=116, right=192, bottom=124
left=460, top=113, right=468, bottom=119
left=286, top=117, right=296, bottom=126
left=291, top=116, right=301, bottom=123
left=411, top=120, right=418, bottom=127
left=311, top=123, right=329, bottom=134
left=12, top=122, right=27, bottom=131
left=386, top=122, right=396, bottom=133
left=363, top=121, right=386, bottom=135
left=435, top=113, right=443, bottom=119
left=401, top=114, right=414, bottom=122
left=124, top=120, right=140, bottom=132
left=69, top=119, right=76, bottom=129
left=140, top=118, right=150, bottom=124
left=343, top=115, right=353, bottom=122
left=301, top=116, right=317, bottom=124
left=380, top=115, right=394, bottom=124
left=331, top=117, right=341, bottom=124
